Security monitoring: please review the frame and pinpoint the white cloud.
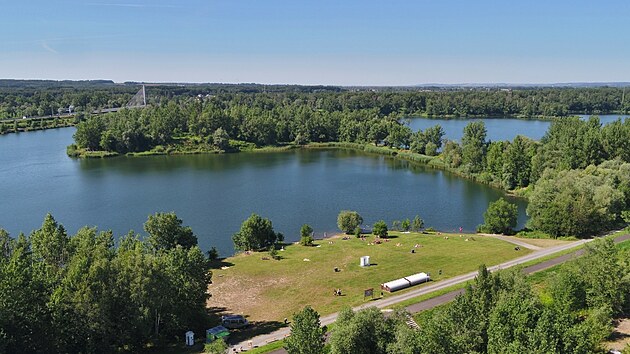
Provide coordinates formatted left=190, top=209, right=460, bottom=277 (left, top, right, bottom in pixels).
left=41, top=42, right=58, bottom=54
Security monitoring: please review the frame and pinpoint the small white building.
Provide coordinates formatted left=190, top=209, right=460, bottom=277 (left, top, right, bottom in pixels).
left=360, top=256, right=371, bottom=267
left=185, top=331, right=194, bottom=346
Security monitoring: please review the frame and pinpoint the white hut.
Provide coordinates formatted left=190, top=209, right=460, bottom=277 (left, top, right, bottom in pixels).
left=185, top=331, right=194, bottom=346
left=360, top=256, right=370, bottom=267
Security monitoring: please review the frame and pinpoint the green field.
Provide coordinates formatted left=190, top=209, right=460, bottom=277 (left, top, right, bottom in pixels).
left=210, top=231, right=531, bottom=322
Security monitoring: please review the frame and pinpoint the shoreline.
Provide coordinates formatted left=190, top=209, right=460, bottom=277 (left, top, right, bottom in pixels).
left=4, top=111, right=628, bottom=137
left=67, top=139, right=527, bottom=198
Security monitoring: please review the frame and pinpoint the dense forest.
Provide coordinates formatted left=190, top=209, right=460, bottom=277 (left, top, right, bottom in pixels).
left=289, top=238, right=630, bottom=354
left=0, top=213, right=212, bottom=353
left=1, top=80, right=629, bottom=120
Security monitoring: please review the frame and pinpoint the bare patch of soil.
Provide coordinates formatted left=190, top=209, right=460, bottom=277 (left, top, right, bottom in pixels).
left=605, top=318, right=630, bottom=352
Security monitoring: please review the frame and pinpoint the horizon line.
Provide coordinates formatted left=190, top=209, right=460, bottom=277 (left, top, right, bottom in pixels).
left=1, top=78, right=630, bottom=88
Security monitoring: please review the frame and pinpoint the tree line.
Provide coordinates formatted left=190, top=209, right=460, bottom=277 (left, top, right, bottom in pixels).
left=442, top=117, right=630, bottom=237
left=68, top=87, right=630, bottom=151
left=0, top=212, right=212, bottom=353
left=3, top=81, right=630, bottom=121
left=286, top=238, right=630, bottom=354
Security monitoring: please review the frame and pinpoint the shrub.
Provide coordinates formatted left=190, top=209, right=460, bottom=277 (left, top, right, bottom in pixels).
left=300, top=224, right=314, bottom=246
left=337, top=211, right=363, bottom=234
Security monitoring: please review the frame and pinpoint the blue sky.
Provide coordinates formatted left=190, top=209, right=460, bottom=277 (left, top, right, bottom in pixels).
left=1, top=0, right=629, bottom=85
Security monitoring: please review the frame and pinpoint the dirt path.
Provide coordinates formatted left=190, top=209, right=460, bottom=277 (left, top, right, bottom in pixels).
left=476, top=234, right=543, bottom=250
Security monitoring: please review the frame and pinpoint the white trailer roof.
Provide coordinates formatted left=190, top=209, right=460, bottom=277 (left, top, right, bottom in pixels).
left=381, top=278, right=410, bottom=292
left=405, top=272, right=430, bottom=285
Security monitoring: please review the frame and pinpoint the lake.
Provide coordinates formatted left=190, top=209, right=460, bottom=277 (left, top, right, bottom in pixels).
left=0, top=127, right=527, bottom=256
left=408, top=114, right=628, bottom=141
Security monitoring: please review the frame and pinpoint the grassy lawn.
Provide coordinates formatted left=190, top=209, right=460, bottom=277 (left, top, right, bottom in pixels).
left=209, top=231, right=530, bottom=323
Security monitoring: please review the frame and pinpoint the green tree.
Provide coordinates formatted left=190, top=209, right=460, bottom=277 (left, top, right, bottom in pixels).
left=30, top=213, right=69, bottom=270
left=0, top=231, right=51, bottom=352
left=502, top=135, right=533, bottom=189
left=373, top=220, right=388, bottom=238
left=478, top=198, right=518, bottom=235
left=330, top=307, right=396, bottom=354
left=99, top=130, right=117, bottom=151
left=577, top=238, right=629, bottom=314
left=300, top=224, right=314, bottom=246
left=486, top=141, right=507, bottom=180
left=461, top=121, right=487, bottom=173
left=411, top=215, right=424, bottom=232
left=486, top=281, right=541, bottom=353
left=424, top=124, right=445, bottom=150
left=425, top=141, right=438, bottom=156
left=441, top=140, right=462, bottom=168
left=368, top=119, right=389, bottom=145
left=144, top=212, right=198, bottom=251
left=73, top=116, right=105, bottom=150
left=212, top=127, right=230, bottom=150
left=386, top=123, right=412, bottom=149
left=284, top=306, right=325, bottom=354
left=207, top=246, right=219, bottom=261
left=410, top=130, right=428, bottom=154
left=232, top=213, right=280, bottom=251
left=205, top=339, right=228, bottom=354
left=400, top=219, right=411, bottom=232
left=527, top=165, right=626, bottom=237
left=337, top=210, right=363, bottom=234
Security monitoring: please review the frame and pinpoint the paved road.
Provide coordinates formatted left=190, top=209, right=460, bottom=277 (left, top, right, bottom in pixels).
left=405, top=233, right=630, bottom=314
left=232, top=235, right=611, bottom=351
left=485, top=235, right=543, bottom=250
left=0, top=105, right=145, bottom=123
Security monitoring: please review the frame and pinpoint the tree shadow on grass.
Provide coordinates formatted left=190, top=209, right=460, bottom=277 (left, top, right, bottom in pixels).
left=205, top=306, right=230, bottom=327
left=608, top=330, right=630, bottom=341
left=206, top=308, right=286, bottom=345
left=225, top=320, right=286, bottom=345
left=210, top=258, right=235, bottom=269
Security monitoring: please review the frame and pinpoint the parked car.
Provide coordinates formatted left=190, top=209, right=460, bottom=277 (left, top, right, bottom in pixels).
left=221, top=315, right=249, bottom=329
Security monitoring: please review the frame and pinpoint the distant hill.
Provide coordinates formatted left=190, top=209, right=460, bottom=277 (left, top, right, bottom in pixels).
left=1, top=79, right=629, bottom=92
left=0, top=79, right=118, bottom=89
left=413, top=82, right=630, bottom=88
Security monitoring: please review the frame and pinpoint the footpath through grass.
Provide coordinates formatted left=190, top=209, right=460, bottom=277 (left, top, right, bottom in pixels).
left=210, top=231, right=530, bottom=322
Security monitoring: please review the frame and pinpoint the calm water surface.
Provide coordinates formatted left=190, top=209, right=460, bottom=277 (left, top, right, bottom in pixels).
left=0, top=128, right=528, bottom=255
left=408, top=115, right=628, bottom=141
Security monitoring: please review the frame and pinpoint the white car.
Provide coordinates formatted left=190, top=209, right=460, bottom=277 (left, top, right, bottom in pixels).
left=221, top=315, right=249, bottom=329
